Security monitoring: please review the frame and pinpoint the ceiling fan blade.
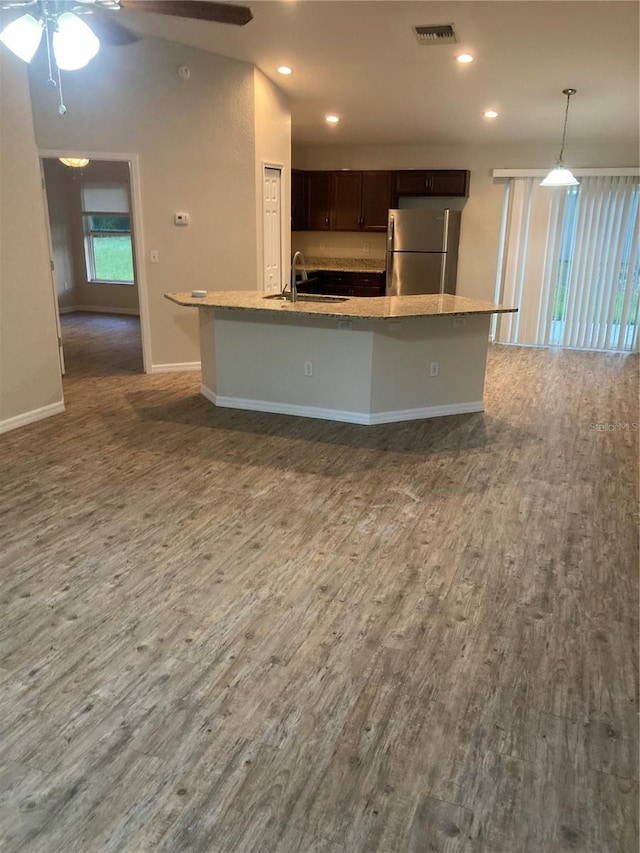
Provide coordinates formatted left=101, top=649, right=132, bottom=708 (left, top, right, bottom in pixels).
left=89, top=8, right=141, bottom=45
left=118, top=1, right=252, bottom=27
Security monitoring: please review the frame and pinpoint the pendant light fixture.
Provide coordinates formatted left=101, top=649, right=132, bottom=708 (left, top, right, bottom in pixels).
left=0, top=1, right=101, bottom=115
left=540, top=88, right=579, bottom=187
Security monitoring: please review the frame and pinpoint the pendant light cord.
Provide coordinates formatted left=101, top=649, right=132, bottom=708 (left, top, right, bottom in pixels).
left=557, top=89, right=575, bottom=166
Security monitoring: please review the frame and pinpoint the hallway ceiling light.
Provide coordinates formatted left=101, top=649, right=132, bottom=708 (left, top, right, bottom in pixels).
left=483, top=109, right=499, bottom=119
left=277, top=65, right=293, bottom=75
left=456, top=53, right=474, bottom=64
left=541, top=88, right=579, bottom=187
left=59, top=157, right=90, bottom=168
left=325, top=114, right=340, bottom=124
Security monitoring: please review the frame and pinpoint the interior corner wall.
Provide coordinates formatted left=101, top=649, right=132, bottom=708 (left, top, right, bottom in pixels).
left=0, top=52, right=64, bottom=432
left=293, top=140, right=640, bottom=302
left=254, top=68, right=292, bottom=291
left=29, top=37, right=258, bottom=369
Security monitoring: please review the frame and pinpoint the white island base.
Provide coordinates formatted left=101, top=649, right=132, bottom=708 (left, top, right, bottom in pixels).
left=198, top=308, right=492, bottom=426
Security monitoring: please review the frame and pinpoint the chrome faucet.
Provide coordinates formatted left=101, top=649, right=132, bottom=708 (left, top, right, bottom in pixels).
left=287, top=251, right=308, bottom=303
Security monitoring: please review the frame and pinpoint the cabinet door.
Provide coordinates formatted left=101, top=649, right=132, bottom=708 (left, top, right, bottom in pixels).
left=394, top=169, right=470, bottom=198
left=306, top=172, right=332, bottom=231
left=428, top=170, right=469, bottom=196
left=330, top=172, right=362, bottom=231
left=291, top=169, right=307, bottom=231
left=394, top=170, right=432, bottom=195
left=361, top=172, right=392, bottom=231
left=349, top=272, right=385, bottom=296
left=318, top=271, right=385, bottom=297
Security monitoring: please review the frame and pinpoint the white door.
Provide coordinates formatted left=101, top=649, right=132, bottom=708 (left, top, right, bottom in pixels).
left=263, top=166, right=282, bottom=293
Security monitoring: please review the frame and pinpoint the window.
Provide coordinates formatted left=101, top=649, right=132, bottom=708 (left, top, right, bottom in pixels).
left=81, top=182, right=134, bottom=284
left=495, top=175, right=639, bottom=352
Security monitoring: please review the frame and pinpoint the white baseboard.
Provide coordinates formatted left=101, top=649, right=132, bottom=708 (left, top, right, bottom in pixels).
left=0, top=400, right=65, bottom=435
left=201, top=386, right=483, bottom=425
left=201, top=384, right=216, bottom=404
left=60, top=306, right=140, bottom=316
left=150, top=362, right=201, bottom=374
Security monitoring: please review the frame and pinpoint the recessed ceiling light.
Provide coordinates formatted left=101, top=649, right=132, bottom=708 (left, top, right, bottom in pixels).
left=483, top=109, right=499, bottom=119
left=277, top=65, right=293, bottom=75
left=325, top=114, right=340, bottom=124
left=456, top=53, right=474, bottom=64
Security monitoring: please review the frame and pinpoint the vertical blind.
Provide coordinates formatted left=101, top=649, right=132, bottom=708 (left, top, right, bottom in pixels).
left=495, top=175, right=639, bottom=352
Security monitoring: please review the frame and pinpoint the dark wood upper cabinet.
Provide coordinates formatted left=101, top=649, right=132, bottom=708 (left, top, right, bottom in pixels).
left=360, top=171, right=392, bottom=231
left=295, top=168, right=467, bottom=232
left=330, top=172, right=363, bottom=231
left=291, top=169, right=307, bottom=231
left=309, top=170, right=392, bottom=233
left=305, top=171, right=332, bottom=231
left=393, top=169, right=469, bottom=199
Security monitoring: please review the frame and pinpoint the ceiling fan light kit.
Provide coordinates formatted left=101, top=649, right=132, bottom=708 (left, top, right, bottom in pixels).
left=0, top=12, right=43, bottom=62
left=0, top=0, right=252, bottom=114
left=541, top=88, right=579, bottom=187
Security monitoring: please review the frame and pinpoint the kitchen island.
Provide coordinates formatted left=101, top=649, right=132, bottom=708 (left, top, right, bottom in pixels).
left=165, top=291, right=516, bottom=425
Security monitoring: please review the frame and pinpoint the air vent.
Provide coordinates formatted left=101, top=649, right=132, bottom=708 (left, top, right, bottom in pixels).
left=413, top=24, right=457, bottom=45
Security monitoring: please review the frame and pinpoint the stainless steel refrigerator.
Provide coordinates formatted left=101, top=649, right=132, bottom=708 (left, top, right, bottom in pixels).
left=385, top=209, right=462, bottom=296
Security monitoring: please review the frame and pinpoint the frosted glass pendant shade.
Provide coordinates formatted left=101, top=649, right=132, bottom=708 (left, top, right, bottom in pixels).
left=540, top=167, right=579, bottom=187
left=59, top=157, right=90, bottom=168
left=0, top=14, right=43, bottom=63
left=53, top=12, right=99, bottom=71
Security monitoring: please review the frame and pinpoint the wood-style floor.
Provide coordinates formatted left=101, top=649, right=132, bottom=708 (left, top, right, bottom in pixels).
left=0, top=312, right=638, bottom=852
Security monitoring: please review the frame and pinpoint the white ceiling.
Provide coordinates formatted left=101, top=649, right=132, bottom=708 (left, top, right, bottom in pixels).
left=33, top=1, right=640, bottom=147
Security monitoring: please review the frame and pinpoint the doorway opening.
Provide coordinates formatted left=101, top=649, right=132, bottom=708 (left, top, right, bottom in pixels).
left=40, top=153, right=151, bottom=376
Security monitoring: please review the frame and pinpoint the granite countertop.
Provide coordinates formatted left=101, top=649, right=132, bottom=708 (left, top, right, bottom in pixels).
left=304, top=257, right=386, bottom=274
left=165, top=291, right=517, bottom=320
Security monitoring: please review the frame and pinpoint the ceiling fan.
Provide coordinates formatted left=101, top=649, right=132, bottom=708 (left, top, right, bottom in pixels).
left=0, top=0, right=253, bottom=112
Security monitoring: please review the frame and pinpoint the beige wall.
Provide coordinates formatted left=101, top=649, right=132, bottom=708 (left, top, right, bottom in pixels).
left=254, top=68, right=292, bottom=290
left=293, top=141, right=639, bottom=301
left=0, top=53, right=64, bottom=431
left=30, top=37, right=263, bottom=368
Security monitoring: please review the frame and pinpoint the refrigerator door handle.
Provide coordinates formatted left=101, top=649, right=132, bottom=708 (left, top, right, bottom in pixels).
left=387, top=214, right=395, bottom=251
left=439, top=255, right=447, bottom=294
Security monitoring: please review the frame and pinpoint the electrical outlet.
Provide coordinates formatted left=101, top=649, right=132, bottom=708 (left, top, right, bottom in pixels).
left=364, top=242, right=370, bottom=252
left=338, top=320, right=352, bottom=330
left=150, top=250, right=160, bottom=264
left=304, top=361, right=313, bottom=376
left=453, top=317, right=466, bottom=328
left=429, top=361, right=439, bottom=377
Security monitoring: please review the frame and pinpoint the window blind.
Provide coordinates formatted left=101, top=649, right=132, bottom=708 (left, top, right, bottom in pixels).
left=81, top=182, right=129, bottom=214
left=495, top=175, right=639, bottom=352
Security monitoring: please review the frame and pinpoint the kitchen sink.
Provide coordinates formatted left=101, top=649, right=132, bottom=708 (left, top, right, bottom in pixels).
left=264, top=294, right=348, bottom=303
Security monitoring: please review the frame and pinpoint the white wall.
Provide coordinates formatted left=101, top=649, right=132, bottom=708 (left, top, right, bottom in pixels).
left=30, top=36, right=261, bottom=369
left=293, top=141, right=639, bottom=301
left=0, top=52, right=64, bottom=432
